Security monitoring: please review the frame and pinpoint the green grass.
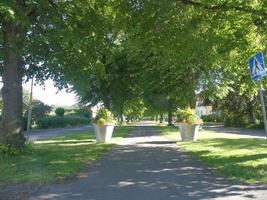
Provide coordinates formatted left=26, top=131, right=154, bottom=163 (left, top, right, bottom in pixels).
left=158, top=126, right=267, bottom=183
left=0, top=126, right=133, bottom=183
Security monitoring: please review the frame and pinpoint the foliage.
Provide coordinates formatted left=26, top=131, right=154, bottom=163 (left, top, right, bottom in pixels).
left=176, top=108, right=203, bottom=124
left=93, top=108, right=116, bottom=125
left=2, top=0, right=267, bottom=147
left=224, top=114, right=248, bottom=127
left=0, top=144, right=20, bottom=156
left=30, top=100, right=52, bottom=121
left=55, top=107, right=65, bottom=117
left=36, top=115, right=89, bottom=129
left=73, top=108, right=92, bottom=119
left=201, top=114, right=223, bottom=122
left=0, top=0, right=114, bottom=147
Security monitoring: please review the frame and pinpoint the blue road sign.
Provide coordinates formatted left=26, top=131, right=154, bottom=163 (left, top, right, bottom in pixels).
left=248, top=51, right=267, bottom=81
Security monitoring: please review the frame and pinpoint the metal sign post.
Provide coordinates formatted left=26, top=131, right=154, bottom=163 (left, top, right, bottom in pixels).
left=257, top=80, right=267, bottom=138
left=248, top=52, right=267, bottom=138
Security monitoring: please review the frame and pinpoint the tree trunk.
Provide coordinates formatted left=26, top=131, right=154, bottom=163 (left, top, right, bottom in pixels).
left=167, top=99, right=173, bottom=126
left=0, top=21, right=26, bottom=147
left=103, top=96, right=110, bottom=110
left=246, top=100, right=256, bottom=124
left=167, top=110, right=173, bottom=126
left=120, top=104, right=124, bottom=123
left=190, top=96, right=197, bottom=109
left=159, top=113, right=163, bottom=123
left=120, top=113, right=123, bottom=123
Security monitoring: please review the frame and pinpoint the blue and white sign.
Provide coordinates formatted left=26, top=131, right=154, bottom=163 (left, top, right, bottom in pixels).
left=248, top=51, right=267, bottom=81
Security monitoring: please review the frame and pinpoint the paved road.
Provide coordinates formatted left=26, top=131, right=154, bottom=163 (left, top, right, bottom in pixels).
left=25, top=126, right=267, bottom=200
left=24, top=126, right=93, bottom=140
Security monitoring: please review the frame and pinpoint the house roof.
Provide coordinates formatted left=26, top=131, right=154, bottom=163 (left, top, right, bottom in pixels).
left=196, top=98, right=212, bottom=107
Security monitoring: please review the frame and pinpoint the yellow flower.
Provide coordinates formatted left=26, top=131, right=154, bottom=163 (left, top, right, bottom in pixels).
left=97, top=118, right=106, bottom=125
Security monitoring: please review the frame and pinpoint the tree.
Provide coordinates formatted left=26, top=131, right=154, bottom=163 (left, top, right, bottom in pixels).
left=0, top=1, right=110, bottom=147
left=115, top=0, right=267, bottom=124
left=1, top=2, right=26, bottom=147
left=66, top=0, right=267, bottom=125
left=55, top=107, right=65, bottom=117
left=31, top=100, right=52, bottom=121
left=2, top=0, right=267, bottom=148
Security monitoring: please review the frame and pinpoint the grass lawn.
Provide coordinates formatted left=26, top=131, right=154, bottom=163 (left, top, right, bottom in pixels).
left=158, top=125, right=267, bottom=183
left=0, top=126, right=133, bottom=183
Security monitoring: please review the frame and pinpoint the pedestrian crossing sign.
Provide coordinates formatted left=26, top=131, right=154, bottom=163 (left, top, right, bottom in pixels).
left=248, top=51, right=267, bottom=81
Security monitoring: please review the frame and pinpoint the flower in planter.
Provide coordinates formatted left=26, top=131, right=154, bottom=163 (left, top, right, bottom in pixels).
left=93, top=108, right=116, bottom=125
left=176, top=108, right=203, bottom=125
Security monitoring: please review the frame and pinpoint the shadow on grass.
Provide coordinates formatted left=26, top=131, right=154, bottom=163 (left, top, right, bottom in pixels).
left=182, top=138, right=267, bottom=182
left=0, top=139, right=112, bottom=183
left=199, top=138, right=267, bottom=150
left=0, top=126, right=134, bottom=183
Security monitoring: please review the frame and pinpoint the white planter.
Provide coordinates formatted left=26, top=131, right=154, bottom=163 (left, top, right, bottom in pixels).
left=176, top=123, right=201, bottom=141
left=93, top=124, right=115, bottom=143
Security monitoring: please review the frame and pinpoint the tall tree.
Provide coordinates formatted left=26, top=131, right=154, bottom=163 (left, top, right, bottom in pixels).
left=1, top=2, right=26, bottom=146
left=0, top=1, right=108, bottom=147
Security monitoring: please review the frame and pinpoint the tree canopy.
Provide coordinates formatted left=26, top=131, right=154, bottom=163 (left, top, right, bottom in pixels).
left=1, top=0, right=267, bottom=147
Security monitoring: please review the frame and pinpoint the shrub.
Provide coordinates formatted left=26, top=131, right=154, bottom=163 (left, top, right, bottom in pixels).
left=93, top=108, right=116, bottom=125
left=201, top=114, right=223, bottom=122
left=36, top=115, right=89, bottom=129
left=55, top=107, right=65, bottom=117
left=224, top=114, right=248, bottom=127
left=66, top=109, right=92, bottom=123
left=176, top=108, right=203, bottom=124
left=0, top=144, right=20, bottom=156
left=31, top=100, right=52, bottom=120
left=74, top=109, right=92, bottom=118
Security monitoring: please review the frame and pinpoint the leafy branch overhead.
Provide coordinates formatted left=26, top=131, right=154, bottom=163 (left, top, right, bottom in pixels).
left=179, top=0, right=267, bottom=20
left=1, top=0, right=267, bottom=147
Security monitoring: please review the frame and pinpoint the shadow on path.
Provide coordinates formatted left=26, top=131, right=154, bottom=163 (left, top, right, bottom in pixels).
left=24, top=126, right=267, bottom=200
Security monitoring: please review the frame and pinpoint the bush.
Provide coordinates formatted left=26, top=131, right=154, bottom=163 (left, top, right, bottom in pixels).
left=176, top=108, right=203, bottom=124
left=224, top=114, right=248, bottom=127
left=0, top=144, right=20, bottom=156
left=74, top=109, right=92, bottom=119
left=36, top=115, right=89, bottom=129
left=31, top=100, right=52, bottom=121
left=66, top=109, right=92, bottom=123
left=55, top=107, right=65, bottom=117
left=201, top=114, right=223, bottom=122
left=93, top=108, right=116, bottom=125
left=245, top=122, right=264, bottom=129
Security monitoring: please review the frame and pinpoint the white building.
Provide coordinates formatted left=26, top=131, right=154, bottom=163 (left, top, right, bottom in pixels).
left=196, top=99, right=213, bottom=116
left=90, top=103, right=102, bottom=118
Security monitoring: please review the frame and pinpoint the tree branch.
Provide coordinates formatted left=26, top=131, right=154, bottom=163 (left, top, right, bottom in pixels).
left=179, top=0, right=267, bottom=19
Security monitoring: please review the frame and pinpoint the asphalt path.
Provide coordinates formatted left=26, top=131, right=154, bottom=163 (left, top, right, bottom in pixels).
left=24, top=125, right=267, bottom=200
left=24, top=126, right=93, bottom=140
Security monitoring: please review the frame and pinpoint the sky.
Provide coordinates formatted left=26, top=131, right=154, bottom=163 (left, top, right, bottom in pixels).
left=24, top=79, right=77, bottom=106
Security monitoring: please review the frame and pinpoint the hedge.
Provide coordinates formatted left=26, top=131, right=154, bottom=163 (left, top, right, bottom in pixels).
left=201, top=113, right=223, bottom=122
left=36, top=115, right=89, bottom=129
